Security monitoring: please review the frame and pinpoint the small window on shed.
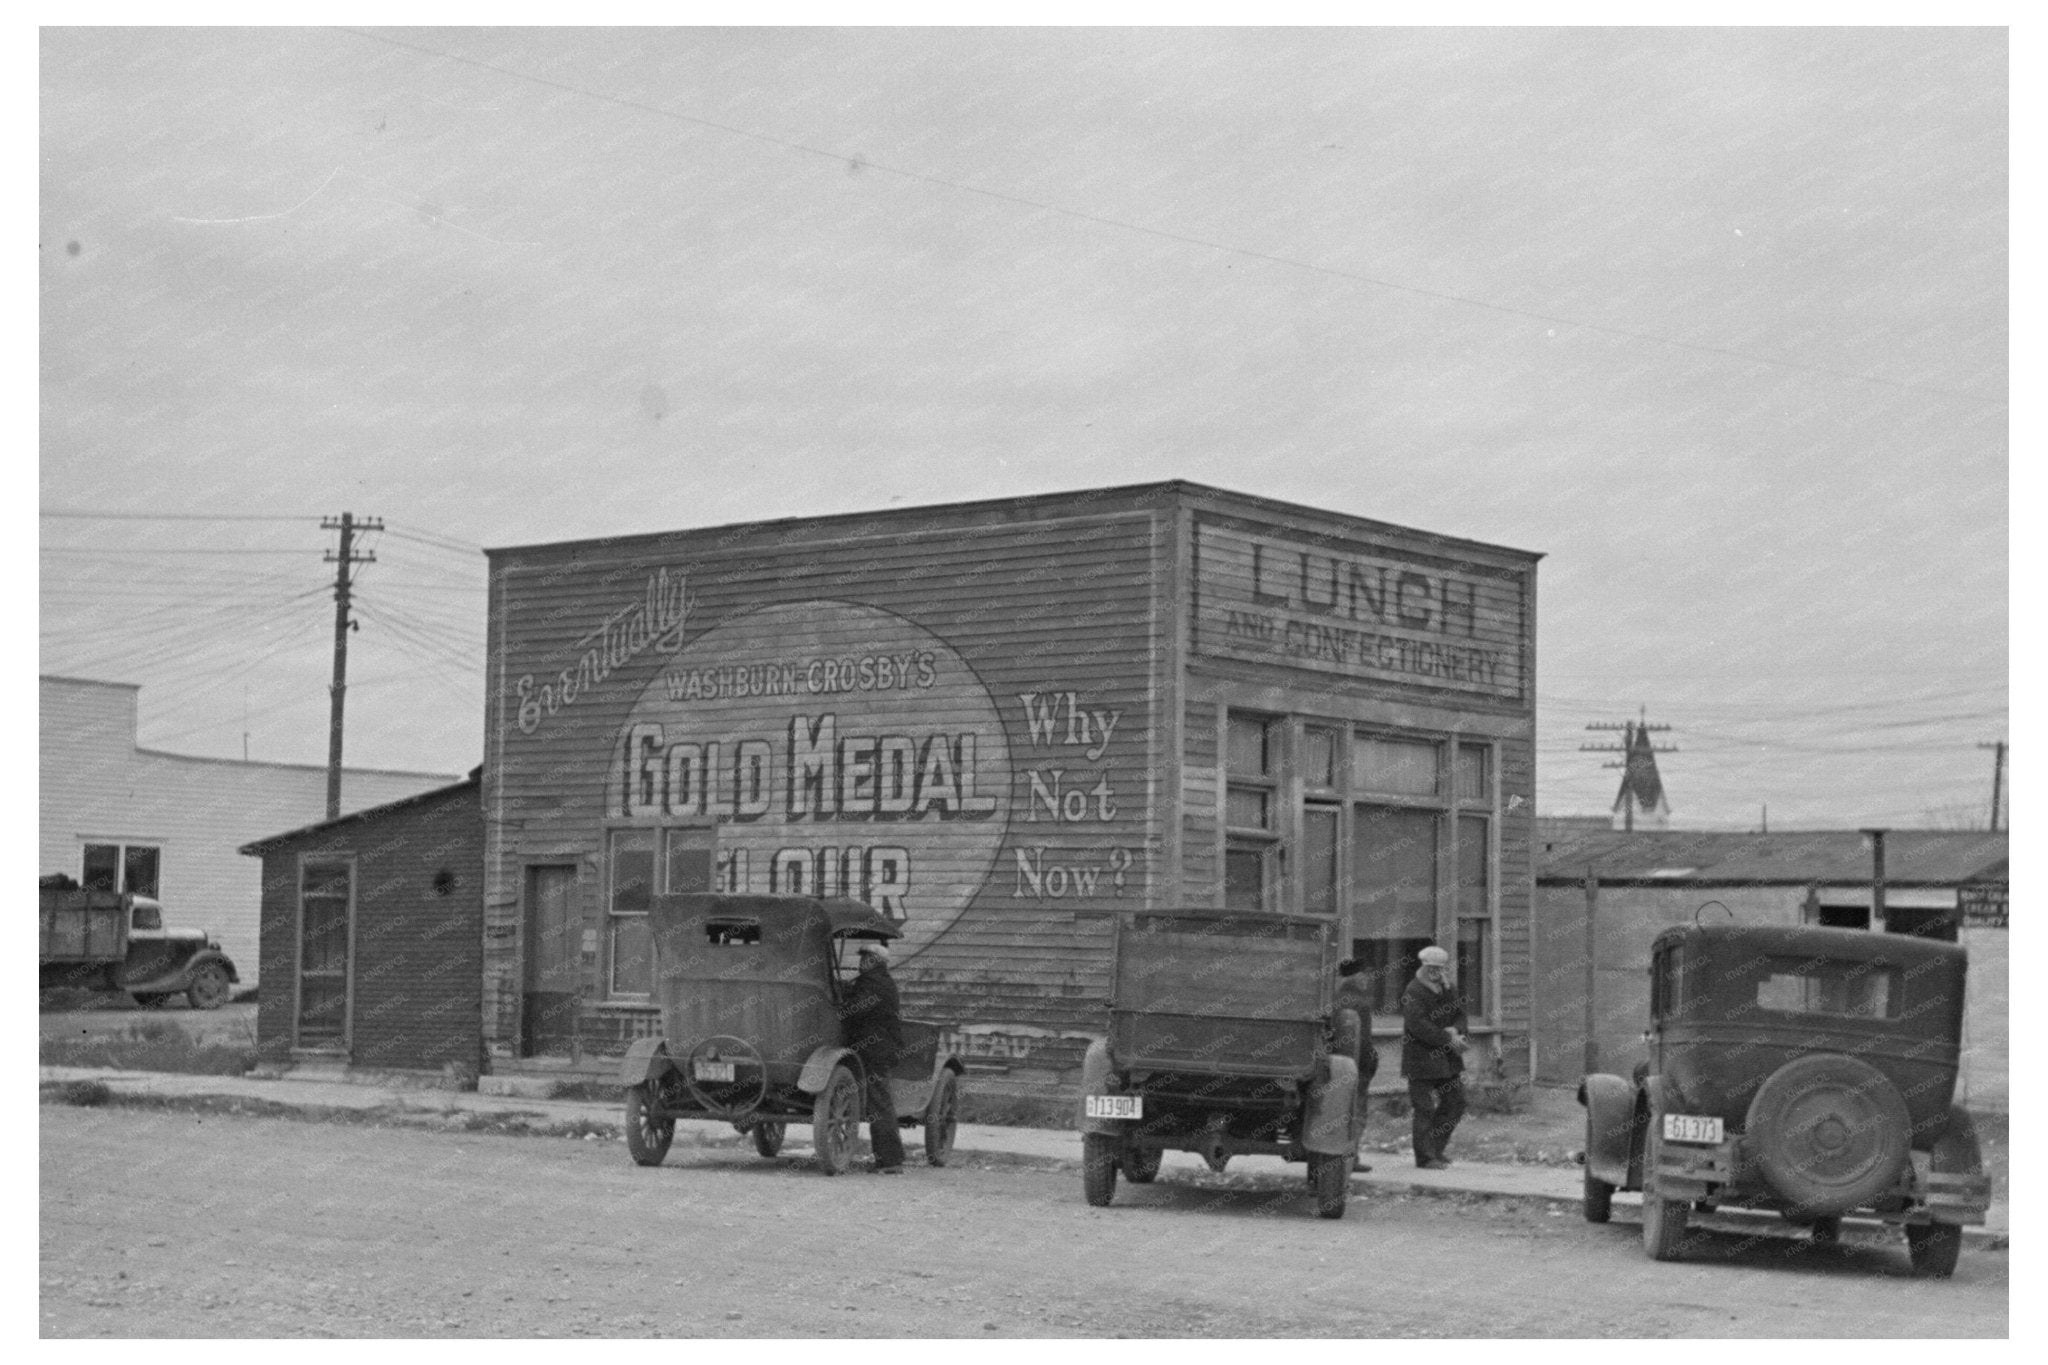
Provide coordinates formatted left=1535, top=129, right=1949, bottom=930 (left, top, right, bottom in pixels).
left=705, top=919, right=762, bottom=947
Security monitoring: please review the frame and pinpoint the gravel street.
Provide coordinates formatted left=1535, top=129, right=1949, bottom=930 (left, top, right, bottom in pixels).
left=41, top=1104, right=2005, bottom=1338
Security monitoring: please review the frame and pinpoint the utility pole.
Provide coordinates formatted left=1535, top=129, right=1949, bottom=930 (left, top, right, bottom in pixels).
left=1582, top=709, right=1677, bottom=832
left=1977, top=741, right=2007, bottom=833
left=322, top=513, right=381, bottom=819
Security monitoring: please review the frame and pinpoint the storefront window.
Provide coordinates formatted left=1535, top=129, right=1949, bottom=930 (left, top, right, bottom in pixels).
left=1302, top=804, right=1340, bottom=917
left=1351, top=805, right=1437, bottom=1012
left=1456, top=919, right=1488, bottom=1020
left=1354, top=735, right=1439, bottom=798
left=608, top=829, right=656, bottom=997
left=1225, top=711, right=1281, bottom=911
left=1455, top=744, right=1490, bottom=802
left=1457, top=814, right=1489, bottom=918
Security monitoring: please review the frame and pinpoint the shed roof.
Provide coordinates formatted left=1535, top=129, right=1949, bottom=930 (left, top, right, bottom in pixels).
left=238, top=771, right=480, bottom=855
left=1536, top=828, right=2008, bottom=887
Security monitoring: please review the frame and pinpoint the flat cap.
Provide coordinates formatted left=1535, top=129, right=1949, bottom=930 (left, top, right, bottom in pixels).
left=1417, top=945, right=1451, bottom=967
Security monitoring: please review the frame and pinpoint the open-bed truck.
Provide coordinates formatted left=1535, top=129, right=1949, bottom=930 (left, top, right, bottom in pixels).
left=1077, top=909, right=1361, bottom=1218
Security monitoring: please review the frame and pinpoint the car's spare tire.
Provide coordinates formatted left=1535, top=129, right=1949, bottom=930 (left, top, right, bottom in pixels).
left=1744, top=1053, right=1911, bottom=1216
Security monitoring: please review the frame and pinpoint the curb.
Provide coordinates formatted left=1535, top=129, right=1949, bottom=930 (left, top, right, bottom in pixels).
left=39, top=1072, right=2007, bottom=1249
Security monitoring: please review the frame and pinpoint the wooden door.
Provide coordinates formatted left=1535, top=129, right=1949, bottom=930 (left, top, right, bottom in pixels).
left=296, top=862, right=352, bottom=1048
left=522, top=864, right=580, bottom=1056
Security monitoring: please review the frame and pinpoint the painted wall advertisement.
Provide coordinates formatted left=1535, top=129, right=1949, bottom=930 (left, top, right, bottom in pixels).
left=584, top=590, right=1145, bottom=959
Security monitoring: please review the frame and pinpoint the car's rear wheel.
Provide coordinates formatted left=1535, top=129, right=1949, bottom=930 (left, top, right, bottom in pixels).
left=1906, top=1222, right=1963, bottom=1278
left=1809, top=1215, right=1842, bottom=1246
left=185, top=963, right=232, bottom=1011
left=1123, top=1143, right=1162, bottom=1184
left=811, top=1065, right=861, bottom=1176
left=1745, top=1053, right=1911, bottom=1217
left=923, top=1070, right=959, bottom=1167
left=1584, top=1167, right=1615, bottom=1224
left=1309, top=1151, right=1350, bottom=1220
left=1082, top=1133, right=1119, bottom=1207
left=751, top=1122, right=786, bottom=1158
left=625, top=1082, right=674, bottom=1167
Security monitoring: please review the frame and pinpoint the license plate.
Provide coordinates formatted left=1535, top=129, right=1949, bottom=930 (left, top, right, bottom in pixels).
left=692, top=1061, right=735, bottom=1083
left=1086, top=1095, right=1142, bottom=1120
left=1663, top=1113, right=1723, bottom=1145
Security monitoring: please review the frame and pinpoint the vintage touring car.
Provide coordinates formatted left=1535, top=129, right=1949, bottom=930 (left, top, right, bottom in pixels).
left=618, top=893, right=963, bottom=1175
left=1578, top=921, right=1992, bottom=1277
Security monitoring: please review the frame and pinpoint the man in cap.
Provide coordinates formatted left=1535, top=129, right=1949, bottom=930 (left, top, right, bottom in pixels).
left=1400, top=944, right=1469, bottom=1170
left=839, top=940, right=907, bottom=1173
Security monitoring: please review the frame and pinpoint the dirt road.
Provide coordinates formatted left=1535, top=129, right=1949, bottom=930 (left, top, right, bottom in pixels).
left=40, top=1105, right=2006, bottom=1338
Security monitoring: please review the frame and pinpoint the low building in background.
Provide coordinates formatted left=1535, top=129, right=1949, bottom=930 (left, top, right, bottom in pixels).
left=1531, top=827, right=2009, bottom=1109
left=39, top=675, right=457, bottom=989
left=240, top=774, right=482, bottom=1075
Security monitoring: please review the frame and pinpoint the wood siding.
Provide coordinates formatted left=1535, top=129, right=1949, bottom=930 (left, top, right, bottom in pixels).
left=42, top=677, right=454, bottom=987
left=485, top=493, right=1175, bottom=1055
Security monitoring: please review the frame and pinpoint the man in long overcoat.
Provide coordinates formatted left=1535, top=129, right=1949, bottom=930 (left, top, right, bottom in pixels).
left=839, top=941, right=907, bottom=1173
left=1400, top=944, right=1469, bottom=1170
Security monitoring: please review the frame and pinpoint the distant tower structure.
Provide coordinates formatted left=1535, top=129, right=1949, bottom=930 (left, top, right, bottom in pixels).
left=1582, top=711, right=1677, bottom=832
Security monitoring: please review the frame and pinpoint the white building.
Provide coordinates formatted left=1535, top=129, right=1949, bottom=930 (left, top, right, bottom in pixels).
left=39, top=675, right=456, bottom=988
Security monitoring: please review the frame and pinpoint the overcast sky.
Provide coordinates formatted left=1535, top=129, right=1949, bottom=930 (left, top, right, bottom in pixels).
left=38, top=26, right=2009, bottom=830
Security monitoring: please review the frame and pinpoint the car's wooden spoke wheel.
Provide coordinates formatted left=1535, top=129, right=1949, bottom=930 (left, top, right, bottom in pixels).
left=811, top=1066, right=861, bottom=1176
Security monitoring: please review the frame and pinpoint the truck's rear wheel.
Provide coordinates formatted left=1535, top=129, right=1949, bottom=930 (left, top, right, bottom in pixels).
left=1309, top=1151, right=1350, bottom=1219
left=624, top=1083, right=674, bottom=1166
left=1082, top=1133, right=1119, bottom=1207
left=185, top=963, right=232, bottom=1011
left=1122, top=1143, right=1162, bottom=1184
left=1906, top=1222, right=1963, bottom=1278
left=751, top=1122, right=786, bottom=1158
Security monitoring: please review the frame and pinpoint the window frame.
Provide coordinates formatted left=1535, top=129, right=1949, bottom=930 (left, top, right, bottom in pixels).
left=604, top=823, right=718, bottom=1002
left=1222, top=710, right=1284, bottom=912
left=80, top=839, right=163, bottom=897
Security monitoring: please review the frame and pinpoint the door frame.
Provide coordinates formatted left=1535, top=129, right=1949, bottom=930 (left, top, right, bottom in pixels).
left=291, top=852, right=357, bottom=1055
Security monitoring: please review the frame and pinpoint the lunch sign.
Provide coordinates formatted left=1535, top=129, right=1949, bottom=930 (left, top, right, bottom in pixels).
left=1193, top=522, right=1528, bottom=702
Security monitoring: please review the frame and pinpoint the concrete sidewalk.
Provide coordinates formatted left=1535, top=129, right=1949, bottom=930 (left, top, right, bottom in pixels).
left=40, top=1064, right=2005, bottom=1244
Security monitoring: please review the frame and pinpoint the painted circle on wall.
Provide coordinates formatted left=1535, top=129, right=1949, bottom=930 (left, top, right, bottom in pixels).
left=613, top=600, right=1012, bottom=953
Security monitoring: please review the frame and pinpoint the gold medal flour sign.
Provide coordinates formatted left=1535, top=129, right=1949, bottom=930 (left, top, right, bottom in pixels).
left=1194, top=522, right=1528, bottom=700
left=609, top=600, right=1013, bottom=947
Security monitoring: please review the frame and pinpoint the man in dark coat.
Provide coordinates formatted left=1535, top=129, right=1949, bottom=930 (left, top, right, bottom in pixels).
left=1333, top=958, right=1380, bottom=1172
left=1400, top=944, right=1468, bottom=1170
left=839, top=941, right=907, bottom=1172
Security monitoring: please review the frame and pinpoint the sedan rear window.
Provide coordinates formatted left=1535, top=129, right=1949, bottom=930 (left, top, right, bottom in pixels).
left=1755, top=956, right=1899, bottom=1019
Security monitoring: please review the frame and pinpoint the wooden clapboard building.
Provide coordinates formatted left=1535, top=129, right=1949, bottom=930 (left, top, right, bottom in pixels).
left=483, top=482, right=1540, bottom=1090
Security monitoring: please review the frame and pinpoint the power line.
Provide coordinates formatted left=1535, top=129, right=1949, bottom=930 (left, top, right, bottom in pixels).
left=39, top=510, right=319, bottom=522
left=340, top=27, right=2003, bottom=408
